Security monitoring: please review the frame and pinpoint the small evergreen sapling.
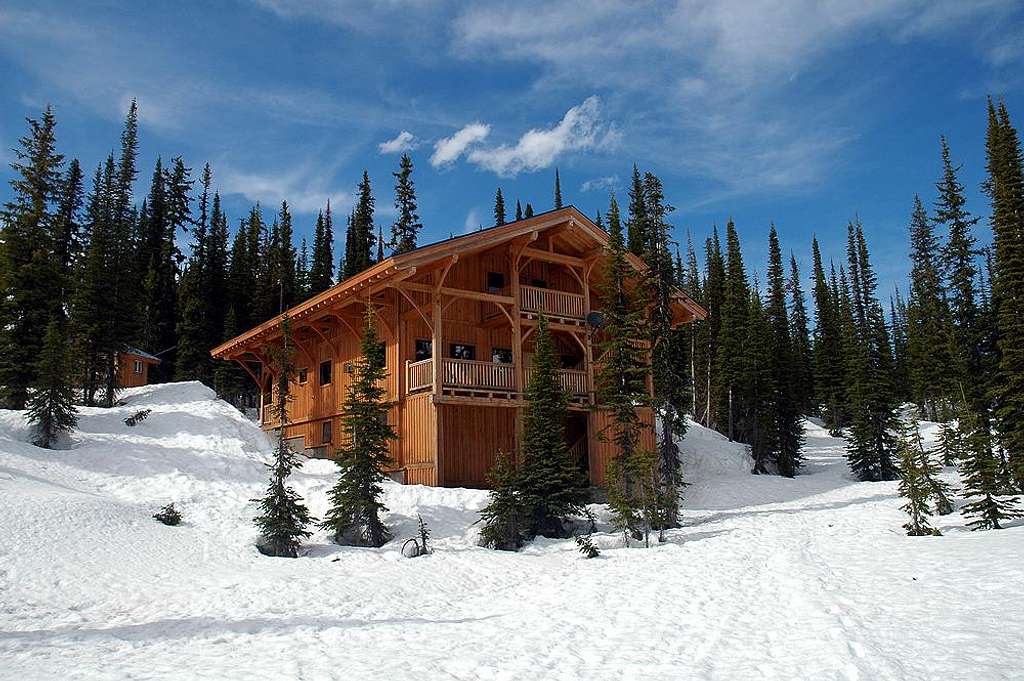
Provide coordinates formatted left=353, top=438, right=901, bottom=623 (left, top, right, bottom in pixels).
left=896, top=420, right=941, bottom=536
left=936, top=419, right=968, bottom=466
left=402, top=515, right=432, bottom=558
left=574, top=532, right=600, bottom=558
left=321, top=307, right=396, bottom=547
left=479, top=451, right=525, bottom=551
left=253, top=316, right=313, bottom=557
left=154, top=503, right=182, bottom=526
left=959, top=409, right=1022, bottom=530
left=124, top=409, right=152, bottom=427
left=26, top=320, right=79, bottom=448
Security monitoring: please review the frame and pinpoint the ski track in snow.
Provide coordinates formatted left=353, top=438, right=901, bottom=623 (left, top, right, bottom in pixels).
left=0, top=383, right=1021, bottom=680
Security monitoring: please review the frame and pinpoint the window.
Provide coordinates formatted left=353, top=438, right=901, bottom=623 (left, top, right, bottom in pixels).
left=415, top=339, right=432, bottom=361
left=133, top=360, right=144, bottom=375
left=321, top=419, right=332, bottom=444
left=450, top=343, right=476, bottom=360
left=492, top=347, right=513, bottom=364
left=561, top=355, right=580, bottom=369
left=530, top=278, right=547, bottom=288
left=297, top=368, right=308, bottom=385
left=319, top=360, right=332, bottom=386
left=487, top=271, right=505, bottom=293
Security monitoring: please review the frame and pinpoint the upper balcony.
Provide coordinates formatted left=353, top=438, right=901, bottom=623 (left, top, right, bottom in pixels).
left=519, top=285, right=586, bottom=321
left=406, top=357, right=588, bottom=403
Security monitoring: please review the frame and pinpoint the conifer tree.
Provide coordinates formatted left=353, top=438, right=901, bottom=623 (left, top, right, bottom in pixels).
left=745, top=282, right=775, bottom=473
left=701, top=229, right=726, bottom=429
left=811, top=238, right=844, bottom=430
left=515, top=199, right=523, bottom=222
left=889, top=291, right=913, bottom=405
left=253, top=315, right=313, bottom=557
left=53, top=158, right=84, bottom=289
left=985, top=100, right=1024, bottom=488
left=296, top=237, right=310, bottom=299
left=766, top=226, right=804, bottom=476
left=524, top=203, right=535, bottom=218
left=343, top=172, right=375, bottom=278
left=595, top=196, right=656, bottom=541
left=391, top=154, right=421, bottom=253
left=715, top=221, right=750, bottom=443
left=641, top=172, right=686, bottom=521
left=959, top=406, right=1022, bottom=530
left=786, top=255, right=814, bottom=415
left=626, top=164, right=647, bottom=256
left=308, top=202, right=336, bottom=295
left=516, top=314, right=587, bottom=538
left=321, top=307, right=396, bottom=547
left=554, top=168, right=563, bottom=209
left=896, top=418, right=941, bottom=536
left=0, top=106, right=64, bottom=408
left=494, top=187, right=506, bottom=226
left=26, top=320, right=78, bottom=449
left=478, top=451, right=525, bottom=551
left=175, top=163, right=213, bottom=382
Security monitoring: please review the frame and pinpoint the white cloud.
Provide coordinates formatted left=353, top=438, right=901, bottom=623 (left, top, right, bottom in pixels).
left=220, top=164, right=354, bottom=215
left=580, top=175, right=620, bottom=193
left=378, top=130, right=418, bottom=154
left=430, top=122, right=490, bottom=167
left=465, top=97, right=614, bottom=176
left=462, top=208, right=482, bottom=233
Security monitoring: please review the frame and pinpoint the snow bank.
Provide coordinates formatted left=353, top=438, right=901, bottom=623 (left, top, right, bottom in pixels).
left=1, top=383, right=1022, bottom=681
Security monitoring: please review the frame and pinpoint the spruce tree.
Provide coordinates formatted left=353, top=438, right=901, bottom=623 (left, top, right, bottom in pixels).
left=0, top=106, right=64, bottom=408
left=626, top=164, right=647, bottom=256
left=26, top=320, right=78, bottom=449
left=515, top=199, right=523, bottom=222
left=478, top=451, right=525, bottom=551
left=985, top=100, right=1024, bottom=488
left=308, top=206, right=335, bottom=295
left=641, top=172, right=686, bottom=521
left=701, top=229, right=726, bottom=429
left=745, top=282, right=776, bottom=473
left=714, top=221, right=750, bottom=444
left=391, top=154, right=421, bottom=253
left=524, top=203, right=534, bottom=218
left=896, top=418, right=941, bottom=536
left=321, top=307, right=396, bottom=547
left=811, top=237, right=845, bottom=430
left=175, top=163, right=212, bottom=382
left=766, top=226, right=804, bottom=476
left=788, top=253, right=814, bottom=414
left=889, top=291, right=913, bottom=405
left=553, top=168, right=563, bottom=209
left=959, top=406, right=1022, bottom=530
left=343, top=172, right=375, bottom=278
left=516, top=314, right=587, bottom=538
left=253, top=315, right=313, bottom=557
left=494, top=187, right=506, bottom=226
left=595, top=196, right=655, bottom=542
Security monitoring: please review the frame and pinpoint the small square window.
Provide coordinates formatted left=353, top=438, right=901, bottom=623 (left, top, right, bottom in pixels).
left=487, top=271, right=505, bottom=293
left=492, top=348, right=513, bottom=364
left=530, top=278, right=547, bottom=288
left=297, top=368, right=308, bottom=385
left=319, top=360, right=332, bottom=386
left=321, top=420, right=332, bottom=444
left=450, top=343, right=476, bottom=360
left=133, top=360, right=144, bottom=375
left=415, top=339, right=432, bottom=361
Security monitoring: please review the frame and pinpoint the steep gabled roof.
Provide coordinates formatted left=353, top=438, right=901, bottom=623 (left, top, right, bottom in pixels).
left=211, top=206, right=706, bottom=358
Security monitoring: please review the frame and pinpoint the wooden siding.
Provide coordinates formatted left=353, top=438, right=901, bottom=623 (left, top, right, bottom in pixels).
left=587, top=407, right=657, bottom=486
left=400, top=392, right=437, bottom=485
left=440, top=403, right=517, bottom=488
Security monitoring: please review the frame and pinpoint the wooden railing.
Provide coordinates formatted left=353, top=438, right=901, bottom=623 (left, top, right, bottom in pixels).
left=568, top=437, right=587, bottom=464
left=443, top=358, right=515, bottom=391
left=525, top=367, right=588, bottom=395
left=520, top=285, right=586, bottom=319
left=407, top=358, right=433, bottom=392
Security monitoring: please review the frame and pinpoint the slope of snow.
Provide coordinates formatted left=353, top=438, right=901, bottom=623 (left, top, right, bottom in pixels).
left=1, top=383, right=1022, bottom=680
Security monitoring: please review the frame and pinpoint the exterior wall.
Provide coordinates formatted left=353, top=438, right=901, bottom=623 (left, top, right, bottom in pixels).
left=587, top=407, right=657, bottom=486
left=400, top=392, right=437, bottom=485
left=118, top=355, right=156, bottom=388
left=439, top=403, right=518, bottom=488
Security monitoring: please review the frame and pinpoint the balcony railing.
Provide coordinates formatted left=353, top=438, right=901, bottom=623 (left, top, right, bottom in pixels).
left=406, top=358, right=588, bottom=396
left=520, top=285, right=586, bottom=319
left=526, top=366, right=588, bottom=396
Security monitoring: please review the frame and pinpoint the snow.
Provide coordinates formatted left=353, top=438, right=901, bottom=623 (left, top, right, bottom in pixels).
left=1, top=383, right=1023, bottom=680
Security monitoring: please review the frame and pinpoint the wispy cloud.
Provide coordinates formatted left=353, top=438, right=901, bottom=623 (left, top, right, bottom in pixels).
left=466, top=96, right=616, bottom=176
left=378, top=130, right=419, bottom=154
left=430, top=122, right=490, bottom=167
left=580, top=174, right=620, bottom=193
left=462, top=207, right=482, bottom=233
left=220, top=163, right=354, bottom=215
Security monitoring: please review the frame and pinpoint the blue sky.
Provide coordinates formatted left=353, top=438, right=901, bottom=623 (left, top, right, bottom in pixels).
left=1, top=1, right=1023, bottom=296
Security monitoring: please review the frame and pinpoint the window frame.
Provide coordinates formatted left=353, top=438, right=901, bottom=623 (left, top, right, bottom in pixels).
left=319, top=360, right=332, bottom=386
left=297, top=367, right=308, bottom=385
left=321, top=419, right=332, bottom=444
left=491, top=347, right=513, bottom=364
left=132, top=359, right=144, bottom=375
left=450, top=343, right=476, bottom=361
left=486, top=271, right=505, bottom=293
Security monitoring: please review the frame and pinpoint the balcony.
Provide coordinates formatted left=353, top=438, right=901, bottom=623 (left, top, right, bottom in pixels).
left=406, top=358, right=588, bottom=398
left=520, top=285, right=586, bottom=320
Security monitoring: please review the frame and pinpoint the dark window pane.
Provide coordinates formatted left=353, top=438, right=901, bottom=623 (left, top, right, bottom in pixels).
left=321, top=419, right=332, bottom=443
left=492, top=348, right=513, bottom=364
left=298, top=368, right=308, bottom=384
left=451, top=344, right=476, bottom=360
left=319, top=360, right=332, bottom=385
left=487, top=271, right=505, bottom=292
left=415, top=339, right=432, bottom=361
left=530, top=278, right=547, bottom=288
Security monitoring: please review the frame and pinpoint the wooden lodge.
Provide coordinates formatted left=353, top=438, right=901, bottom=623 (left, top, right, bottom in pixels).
left=118, top=348, right=161, bottom=388
left=210, top=207, right=706, bottom=488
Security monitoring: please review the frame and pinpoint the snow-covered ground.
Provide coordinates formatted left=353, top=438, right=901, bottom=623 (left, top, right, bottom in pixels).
left=1, top=383, right=1022, bottom=680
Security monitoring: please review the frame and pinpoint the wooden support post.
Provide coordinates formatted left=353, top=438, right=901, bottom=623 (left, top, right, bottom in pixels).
left=583, top=261, right=596, bottom=405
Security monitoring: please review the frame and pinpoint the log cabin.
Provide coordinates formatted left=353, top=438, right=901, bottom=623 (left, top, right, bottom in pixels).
left=118, top=348, right=161, bottom=388
left=210, top=206, right=706, bottom=488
